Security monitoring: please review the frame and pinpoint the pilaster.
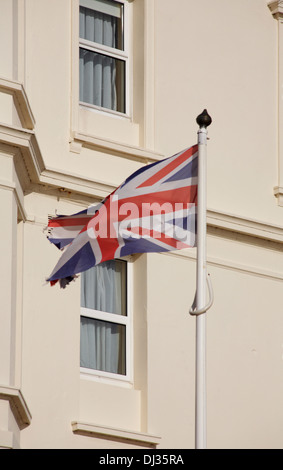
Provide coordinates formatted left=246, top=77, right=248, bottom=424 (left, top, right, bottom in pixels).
left=0, top=151, right=31, bottom=448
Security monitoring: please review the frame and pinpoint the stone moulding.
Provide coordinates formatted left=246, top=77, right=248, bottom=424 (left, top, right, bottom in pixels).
left=71, top=421, right=161, bottom=448
left=0, top=385, right=31, bottom=430
left=268, top=0, right=283, bottom=18
left=0, top=77, right=35, bottom=130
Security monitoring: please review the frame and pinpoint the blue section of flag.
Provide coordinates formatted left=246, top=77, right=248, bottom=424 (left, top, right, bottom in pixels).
left=48, top=238, right=74, bottom=250
left=164, top=158, right=198, bottom=183
left=120, top=237, right=169, bottom=257
left=50, top=242, right=96, bottom=285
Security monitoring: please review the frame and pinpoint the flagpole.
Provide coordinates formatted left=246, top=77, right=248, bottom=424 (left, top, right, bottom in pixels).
left=195, top=109, right=212, bottom=449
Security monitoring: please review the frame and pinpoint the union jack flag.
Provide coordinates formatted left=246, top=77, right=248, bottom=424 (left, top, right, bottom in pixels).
left=47, top=145, right=198, bottom=287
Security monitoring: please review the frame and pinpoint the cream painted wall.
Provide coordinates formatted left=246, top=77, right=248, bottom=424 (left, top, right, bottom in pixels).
left=207, top=265, right=283, bottom=448
left=0, top=0, right=14, bottom=79
left=24, top=0, right=72, bottom=167
left=154, top=0, right=278, bottom=225
left=0, top=0, right=283, bottom=449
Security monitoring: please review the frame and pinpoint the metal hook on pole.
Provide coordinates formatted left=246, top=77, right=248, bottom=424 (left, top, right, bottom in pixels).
left=189, top=273, right=214, bottom=316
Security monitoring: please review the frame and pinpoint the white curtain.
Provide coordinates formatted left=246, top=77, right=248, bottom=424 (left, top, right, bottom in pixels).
left=80, top=317, right=125, bottom=374
left=81, top=259, right=126, bottom=314
left=79, top=6, right=118, bottom=110
left=80, top=260, right=126, bottom=375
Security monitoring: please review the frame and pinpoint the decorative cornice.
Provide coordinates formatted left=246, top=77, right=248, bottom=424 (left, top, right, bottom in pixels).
left=0, top=124, right=45, bottom=184
left=0, top=77, right=35, bottom=130
left=0, top=386, right=31, bottom=430
left=40, top=167, right=116, bottom=199
left=268, top=1, right=283, bottom=18
left=0, top=123, right=164, bottom=200
left=0, top=124, right=116, bottom=202
left=1, top=126, right=283, bottom=247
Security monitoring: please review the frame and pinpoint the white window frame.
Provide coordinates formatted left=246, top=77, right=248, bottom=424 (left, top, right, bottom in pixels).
left=80, top=258, right=133, bottom=383
left=79, top=0, right=130, bottom=117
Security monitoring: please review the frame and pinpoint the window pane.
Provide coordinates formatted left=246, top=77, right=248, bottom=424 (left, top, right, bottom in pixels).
left=80, top=0, right=122, bottom=20
left=79, top=48, right=125, bottom=113
left=80, top=2, right=123, bottom=50
left=81, top=260, right=127, bottom=315
left=80, top=316, right=126, bottom=375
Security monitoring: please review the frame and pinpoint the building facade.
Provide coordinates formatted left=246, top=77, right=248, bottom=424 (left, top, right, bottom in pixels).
left=1, top=0, right=283, bottom=449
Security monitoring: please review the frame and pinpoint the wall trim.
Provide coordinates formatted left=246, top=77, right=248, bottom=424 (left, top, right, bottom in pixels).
left=71, top=131, right=164, bottom=163
left=0, top=77, right=35, bottom=130
left=268, top=1, right=283, bottom=18
left=0, top=385, right=32, bottom=430
left=207, top=209, right=283, bottom=244
left=40, top=167, right=116, bottom=200
left=1, top=125, right=283, bottom=246
left=165, top=248, right=283, bottom=282
left=71, top=421, right=161, bottom=448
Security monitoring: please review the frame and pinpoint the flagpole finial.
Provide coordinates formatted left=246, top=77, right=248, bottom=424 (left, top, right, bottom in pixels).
left=196, top=109, right=212, bottom=129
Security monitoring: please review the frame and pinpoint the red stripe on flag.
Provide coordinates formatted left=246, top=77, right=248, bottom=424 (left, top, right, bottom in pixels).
left=116, top=186, right=197, bottom=220
left=48, top=216, right=92, bottom=228
left=137, top=145, right=198, bottom=189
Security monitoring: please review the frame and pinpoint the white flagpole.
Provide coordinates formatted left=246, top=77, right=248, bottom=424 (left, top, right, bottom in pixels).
left=194, top=109, right=212, bottom=449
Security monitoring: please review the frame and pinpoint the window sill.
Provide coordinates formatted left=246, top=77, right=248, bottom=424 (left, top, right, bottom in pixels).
left=80, top=367, right=133, bottom=387
left=79, top=101, right=130, bottom=120
left=71, top=130, right=164, bottom=163
left=71, top=421, right=161, bottom=448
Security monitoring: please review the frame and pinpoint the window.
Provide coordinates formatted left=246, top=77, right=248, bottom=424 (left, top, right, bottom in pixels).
left=79, top=0, right=127, bottom=114
left=80, top=259, right=131, bottom=379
